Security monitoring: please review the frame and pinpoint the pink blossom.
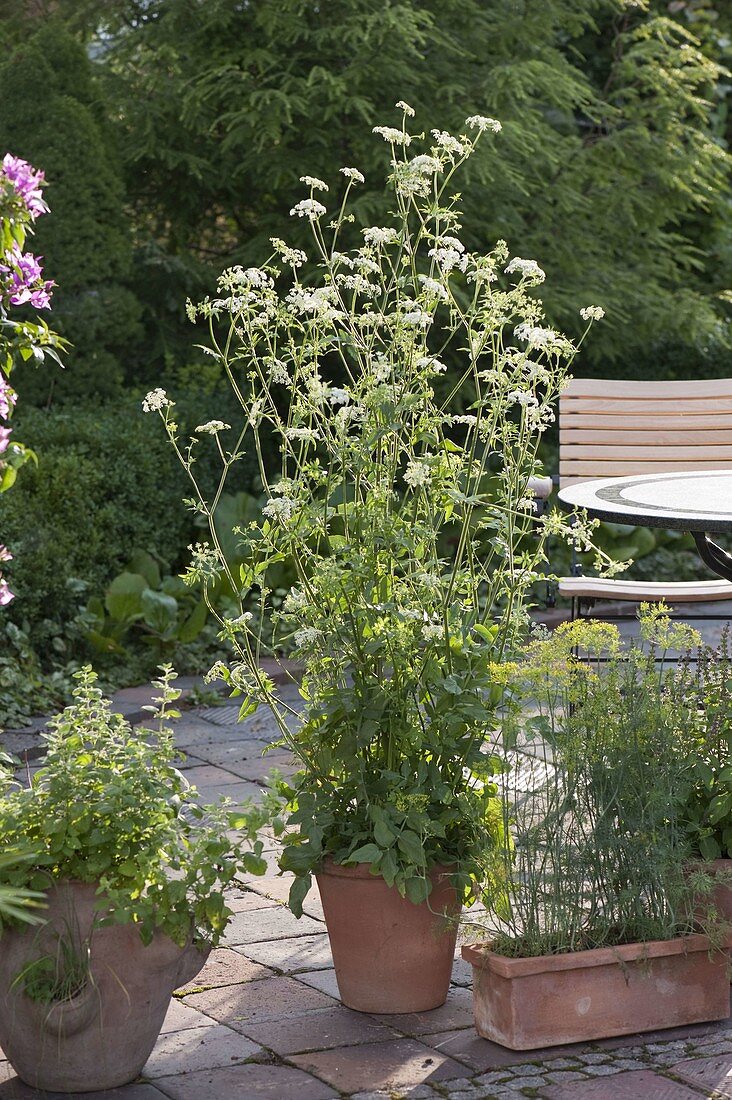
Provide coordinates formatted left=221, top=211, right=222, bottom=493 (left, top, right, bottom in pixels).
left=0, top=578, right=14, bottom=606
left=0, top=545, right=11, bottom=563
left=1, top=154, right=48, bottom=217
left=0, top=377, right=16, bottom=421
left=0, top=425, right=10, bottom=455
left=0, top=241, right=54, bottom=310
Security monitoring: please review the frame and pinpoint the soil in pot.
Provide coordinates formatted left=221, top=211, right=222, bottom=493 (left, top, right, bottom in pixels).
left=462, top=934, right=731, bottom=1050
left=316, top=861, right=461, bottom=1013
left=0, top=881, right=209, bottom=1092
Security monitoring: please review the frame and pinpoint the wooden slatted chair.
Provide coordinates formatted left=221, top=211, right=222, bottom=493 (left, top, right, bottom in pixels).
left=557, top=377, right=732, bottom=615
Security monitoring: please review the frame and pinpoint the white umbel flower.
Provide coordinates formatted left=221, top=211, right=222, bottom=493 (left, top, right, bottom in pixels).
left=142, top=388, right=172, bottom=412
left=580, top=305, right=606, bottom=321
left=466, top=115, right=502, bottom=133
left=195, top=420, right=231, bottom=434
left=404, top=460, right=431, bottom=488
left=340, top=167, right=365, bottom=183
left=299, top=175, right=328, bottom=191
left=372, top=126, right=412, bottom=146
left=290, top=198, right=327, bottom=219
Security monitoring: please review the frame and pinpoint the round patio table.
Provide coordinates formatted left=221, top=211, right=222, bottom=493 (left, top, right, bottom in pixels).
left=557, top=470, right=732, bottom=582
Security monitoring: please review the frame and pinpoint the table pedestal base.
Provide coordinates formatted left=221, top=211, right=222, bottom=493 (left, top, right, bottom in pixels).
left=693, top=533, right=732, bottom=583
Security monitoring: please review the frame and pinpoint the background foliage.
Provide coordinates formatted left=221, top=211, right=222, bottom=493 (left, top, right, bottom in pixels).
left=0, top=0, right=729, bottom=720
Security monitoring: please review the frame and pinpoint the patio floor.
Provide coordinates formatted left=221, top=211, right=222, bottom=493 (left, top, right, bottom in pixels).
left=3, top=606, right=732, bottom=1099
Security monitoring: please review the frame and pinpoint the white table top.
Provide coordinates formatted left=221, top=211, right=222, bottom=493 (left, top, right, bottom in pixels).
left=557, top=470, right=732, bottom=535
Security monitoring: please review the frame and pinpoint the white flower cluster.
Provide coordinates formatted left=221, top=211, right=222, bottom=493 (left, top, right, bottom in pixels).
left=340, top=167, right=365, bottom=183
left=418, top=275, right=448, bottom=301
left=270, top=238, right=307, bottom=268
left=363, top=226, right=399, bottom=248
left=300, top=175, right=328, bottom=191
left=428, top=236, right=467, bottom=273
left=430, top=130, right=466, bottom=156
left=395, top=100, right=416, bottom=117
left=266, top=357, right=291, bottom=385
left=142, top=388, right=172, bottom=413
left=505, top=257, right=546, bottom=284
left=285, top=426, right=319, bottom=442
left=465, top=115, right=502, bottom=133
left=195, top=420, right=231, bottom=434
left=580, top=305, right=605, bottom=321
left=421, top=622, right=443, bottom=642
left=372, top=126, right=412, bottom=146
left=294, top=626, right=320, bottom=647
left=416, top=355, right=447, bottom=374
left=514, top=323, right=561, bottom=349
left=262, top=496, right=298, bottom=523
left=329, top=387, right=351, bottom=406
left=404, top=459, right=431, bottom=488
left=290, top=198, right=327, bottom=219
left=287, top=285, right=342, bottom=321
left=283, top=587, right=308, bottom=614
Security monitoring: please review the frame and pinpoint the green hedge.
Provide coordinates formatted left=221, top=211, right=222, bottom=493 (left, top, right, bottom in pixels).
left=0, top=392, right=269, bottom=664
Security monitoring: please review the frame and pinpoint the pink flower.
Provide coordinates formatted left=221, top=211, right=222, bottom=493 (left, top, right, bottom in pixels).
left=0, top=578, right=14, bottom=606
left=0, top=377, right=16, bottom=421
left=0, top=425, right=10, bottom=455
left=0, top=242, right=54, bottom=310
left=0, top=545, right=11, bottom=563
left=1, top=154, right=48, bottom=217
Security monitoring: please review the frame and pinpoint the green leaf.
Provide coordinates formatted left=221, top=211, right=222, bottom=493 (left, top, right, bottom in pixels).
left=347, top=843, right=382, bottom=864
left=105, top=572, right=148, bottom=621
left=288, top=873, right=312, bottom=919
left=373, top=818, right=394, bottom=848
left=397, top=831, right=425, bottom=865
left=405, top=876, right=430, bottom=904
left=128, top=549, right=161, bottom=589
left=141, top=589, right=178, bottom=634
left=178, top=598, right=208, bottom=643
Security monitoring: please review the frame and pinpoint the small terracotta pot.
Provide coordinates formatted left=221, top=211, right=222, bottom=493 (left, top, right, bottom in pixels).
left=462, top=934, right=731, bottom=1050
left=316, top=860, right=461, bottom=1013
left=0, top=881, right=210, bottom=1092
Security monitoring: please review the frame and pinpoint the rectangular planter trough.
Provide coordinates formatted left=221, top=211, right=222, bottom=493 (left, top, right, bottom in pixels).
left=462, top=934, right=731, bottom=1050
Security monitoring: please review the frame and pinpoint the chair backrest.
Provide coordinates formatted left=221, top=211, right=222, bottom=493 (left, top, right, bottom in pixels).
left=559, top=377, right=732, bottom=487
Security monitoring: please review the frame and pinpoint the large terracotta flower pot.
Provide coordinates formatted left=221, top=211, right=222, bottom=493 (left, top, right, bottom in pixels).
left=463, top=934, right=731, bottom=1050
left=0, top=881, right=209, bottom=1093
left=316, top=860, right=461, bottom=1013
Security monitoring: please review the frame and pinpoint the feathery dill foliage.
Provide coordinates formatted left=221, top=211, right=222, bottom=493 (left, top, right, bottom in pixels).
left=147, top=105, right=610, bottom=914
left=482, top=608, right=703, bottom=957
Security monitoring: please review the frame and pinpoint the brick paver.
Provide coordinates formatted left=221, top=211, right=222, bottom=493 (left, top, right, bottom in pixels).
left=151, top=1063, right=338, bottom=1099
left=539, top=1068, right=703, bottom=1098
left=671, top=1053, right=732, bottom=1096
left=183, top=974, right=337, bottom=1027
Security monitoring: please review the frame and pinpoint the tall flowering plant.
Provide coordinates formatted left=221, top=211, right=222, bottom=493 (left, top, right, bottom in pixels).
left=0, top=154, right=66, bottom=606
left=147, top=106, right=610, bottom=914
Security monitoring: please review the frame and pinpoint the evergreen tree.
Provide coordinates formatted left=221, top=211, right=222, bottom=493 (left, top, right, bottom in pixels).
left=0, top=21, right=143, bottom=402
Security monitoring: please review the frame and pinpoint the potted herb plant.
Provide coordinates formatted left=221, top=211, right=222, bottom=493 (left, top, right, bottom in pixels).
left=462, top=609, right=731, bottom=1049
left=146, top=104, right=609, bottom=1013
left=675, top=628, right=732, bottom=924
left=0, top=666, right=277, bottom=1093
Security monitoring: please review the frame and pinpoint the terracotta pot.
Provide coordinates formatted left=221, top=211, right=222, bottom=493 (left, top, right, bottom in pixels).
left=687, top=858, right=732, bottom=925
left=0, top=881, right=209, bottom=1092
left=316, top=860, right=461, bottom=1013
left=462, top=934, right=731, bottom=1050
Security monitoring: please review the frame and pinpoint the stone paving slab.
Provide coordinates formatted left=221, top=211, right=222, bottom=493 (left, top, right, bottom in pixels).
left=176, top=947, right=274, bottom=994
left=242, top=1004, right=402, bottom=1055
left=289, top=1036, right=471, bottom=1092
left=235, top=931, right=334, bottom=972
left=183, top=974, right=338, bottom=1027
left=151, top=1062, right=338, bottom=1099
left=142, top=1024, right=262, bottom=1078
left=222, top=906, right=324, bottom=945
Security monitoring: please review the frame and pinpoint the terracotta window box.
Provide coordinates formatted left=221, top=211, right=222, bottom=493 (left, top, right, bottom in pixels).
left=462, top=934, right=731, bottom=1050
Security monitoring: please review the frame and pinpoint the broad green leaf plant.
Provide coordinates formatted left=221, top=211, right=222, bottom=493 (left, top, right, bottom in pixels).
left=0, top=667, right=281, bottom=946
left=146, top=105, right=610, bottom=915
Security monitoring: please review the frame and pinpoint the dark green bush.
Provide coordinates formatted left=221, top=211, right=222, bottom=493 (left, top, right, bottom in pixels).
left=0, top=393, right=270, bottom=666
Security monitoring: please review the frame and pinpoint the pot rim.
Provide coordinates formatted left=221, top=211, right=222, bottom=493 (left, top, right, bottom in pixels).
left=317, top=859, right=456, bottom=881
left=462, top=932, right=732, bottom=978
